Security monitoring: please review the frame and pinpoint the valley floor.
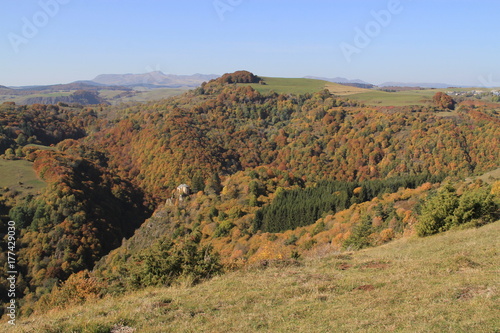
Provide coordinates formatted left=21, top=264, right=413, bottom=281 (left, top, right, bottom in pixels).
left=8, top=221, right=500, bottom=333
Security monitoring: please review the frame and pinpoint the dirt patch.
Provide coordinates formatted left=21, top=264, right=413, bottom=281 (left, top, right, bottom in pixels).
left=111, top=325, right=136, bottom=333
left=447, top=254, right=480, bottom=272
left=357, top=260, right=391, bottom=270
left=336, top=262, right=351, bottom=270
left=454, top=286, right=496, bottom=301
left=331, top=253, right=353, bottom=261
left=355, top=285, right=375, bottom=291
left=152, top=299, right=173, bottom=308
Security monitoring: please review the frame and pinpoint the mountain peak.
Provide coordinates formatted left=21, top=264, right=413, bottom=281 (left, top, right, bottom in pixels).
left=304, top=76, right=372, bottom=85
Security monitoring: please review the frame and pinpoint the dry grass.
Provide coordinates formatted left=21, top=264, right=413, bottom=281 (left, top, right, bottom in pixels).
left=325, top=82, right=370, bottom=96
left=6, top=221, right=499, bottom=333
left=345, top=89, right=435, bottom=106
left=476, top=167, right=500, bottom=184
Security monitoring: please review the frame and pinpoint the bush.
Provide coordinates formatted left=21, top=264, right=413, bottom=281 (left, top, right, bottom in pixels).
left=130, top=238, right=222, bottom=288
left=213, top=220, right=235, bottom=237
left=39, top=270, right=105, bottom=308
left=416, top=184, right=499, bottom=236
left=284, top=234, right=298, bottom=246
left=416, top=185, right=459, bottom=236
left=343, top=215, right=373, bottom=250
left=311, top=221, right=326, bottom=236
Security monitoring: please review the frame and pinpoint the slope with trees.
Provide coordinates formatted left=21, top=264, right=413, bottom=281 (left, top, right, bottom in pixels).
left=1, top=71, right=499, bottom=319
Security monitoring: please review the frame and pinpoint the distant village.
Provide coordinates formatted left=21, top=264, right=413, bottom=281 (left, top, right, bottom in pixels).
left=445, top=89, right=500, bottom=97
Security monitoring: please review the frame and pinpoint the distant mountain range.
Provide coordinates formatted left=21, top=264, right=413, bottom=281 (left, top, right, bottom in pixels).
left=0, top=73, right=220, bottom=105
left=378, top=82, right=467, bottom=89
left=4, top=72, right=220, bottom=91
left=4, top=72, right=477, bottom=92
left=1, top=72, right=485, bottom=106
left=304, top=76, right=375, bottom=89
left=304, top=76, right=370, bottom=85
left=304, top=76, right=470, bottom=89
left=14, top=82, right=129, bottom=92
left=90, top=72, right=220, bottom=88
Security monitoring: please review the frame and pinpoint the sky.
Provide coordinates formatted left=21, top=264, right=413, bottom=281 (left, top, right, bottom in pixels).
left=1, top=0, right=499, bottom=87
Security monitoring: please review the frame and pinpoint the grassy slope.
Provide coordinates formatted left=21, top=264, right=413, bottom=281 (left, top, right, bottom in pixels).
left=475, top=167, right=500, bottom=184
left=24, top=144, right=56, bottom=151
left=0, top=159, right=45, bottom=196
left=240, top=77, right=370, bottom=96
left=346, top=89, right=436, bottom=106
left=241, top=77, right=328, bottom=95
left=12, top=221, right=499, bottom=333
left=346, top=87, right=500, bottom=107
left=238, top=77, right=442, bottom=105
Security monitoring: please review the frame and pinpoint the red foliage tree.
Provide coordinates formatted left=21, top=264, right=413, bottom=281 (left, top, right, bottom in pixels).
left=433, top=92, right=456, bottom=110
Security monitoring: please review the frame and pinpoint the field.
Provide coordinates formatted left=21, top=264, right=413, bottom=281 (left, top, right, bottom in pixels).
left=240, top=77, right=330, bottom=95
left=347, top=87, right=500, bottom=106
left=11, top=221, right=499, bottom=332
left=0, top=159, right=46, bottom=196
left=242, top=77, right=371, bottom=96
left=345, top=89, right=436, bottom=106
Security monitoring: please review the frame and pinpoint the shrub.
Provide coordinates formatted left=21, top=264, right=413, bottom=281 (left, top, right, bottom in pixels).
left=39, top=270, right=105, bottom=308
left=213, top=220, right=235, bottom=237
left=311, top=221, right=326, bottom=236
left=343, top=215, right=373, bottom=250
left=416, top=185, right=459, bottom=236
left=416, top=184, right=499, bottom=236
left=130, top=238, right=222, bottom=288
left=284, top=234, right=299, bottom=246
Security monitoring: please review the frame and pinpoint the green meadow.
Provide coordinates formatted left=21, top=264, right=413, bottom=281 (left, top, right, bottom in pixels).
left=0, top=159, right=46, bottom=196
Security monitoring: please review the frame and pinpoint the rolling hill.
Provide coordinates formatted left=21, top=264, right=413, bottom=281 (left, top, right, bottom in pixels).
left=0, top=71, right=499, bottom=329
left=4, top=73, right=497, bottom=107
left=0, top=73, right=219, bottom=105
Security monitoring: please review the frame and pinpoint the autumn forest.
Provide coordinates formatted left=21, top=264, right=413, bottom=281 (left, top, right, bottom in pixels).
left=0, top=71, right=499, bottom=319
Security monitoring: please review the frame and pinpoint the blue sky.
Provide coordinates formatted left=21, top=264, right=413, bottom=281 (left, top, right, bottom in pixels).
left=1, top=0, right=499, bottom=86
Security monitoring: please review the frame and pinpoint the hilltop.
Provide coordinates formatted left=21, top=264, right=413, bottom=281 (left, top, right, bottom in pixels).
left=11, top=221, right=500, bottom=332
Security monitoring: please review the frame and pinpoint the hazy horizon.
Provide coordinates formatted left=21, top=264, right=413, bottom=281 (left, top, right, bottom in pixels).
left=2, top=0, right=499, bottom=87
